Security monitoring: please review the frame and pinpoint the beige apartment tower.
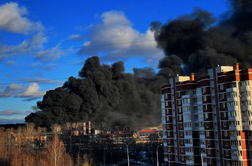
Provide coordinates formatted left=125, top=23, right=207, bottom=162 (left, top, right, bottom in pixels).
left=161, top=64, right=252, bottom=166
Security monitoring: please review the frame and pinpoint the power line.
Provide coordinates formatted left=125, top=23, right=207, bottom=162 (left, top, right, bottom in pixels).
left=0, top=69, right=137, bottom=85
left=0, top=39, right=156, bottom=55
left=0, top=78, right=69, bottom=85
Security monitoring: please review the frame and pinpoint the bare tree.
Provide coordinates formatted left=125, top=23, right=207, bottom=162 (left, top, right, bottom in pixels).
left=51, top=124, right=62, bottom=135
left=46, top=134, right=66, bottom=166
left=82, top=154, right=93, bottom=166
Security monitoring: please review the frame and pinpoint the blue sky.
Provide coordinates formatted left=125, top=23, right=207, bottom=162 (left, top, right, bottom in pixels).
left=0, top=0, right=228, bottom=124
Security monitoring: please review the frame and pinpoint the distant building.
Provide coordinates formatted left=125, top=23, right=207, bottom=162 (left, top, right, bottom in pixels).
left=161, top=63, right=252, bottom=166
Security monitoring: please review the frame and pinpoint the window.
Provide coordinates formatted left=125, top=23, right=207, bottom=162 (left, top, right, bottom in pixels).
left=161, top=102, right=165, bottom=109
left=223, top=112, right=226, bottom=118
left=206, top=131, right=209, bottom=137
left=202, top=87, right=206, bottom=93
left=205, top=122, right=209, bottom=128
left=179, top=115, right=182, bottom=120
left=204, top=113, right=208, bottom=120
left=185, top=131, right=192, bottom=136
left=178, top=100, right=181, bottom=105
left=219, top=94, right=224, bottom=100
left=225, top=150, right=229, bottom=156
left=223, top=121, right=227, bottom=127
left=224, top=140, right=229, bottom=147
left=208, top=159, right=211, bottom=164
left=199, top=122, right=204, bottom=127
left=199, top=113, right=203, bottom=119
left=206, top=140, right=210, bottom=146
left=204, top=105, right=207, bottom=110
left=196, top=88, right=201, bottom=95
left=220, top=84, right=224, bottom=90
left=203, top=96, right=207, bottom=101
left=224, top=131, right=228, bottom=136
left=222, top=103, right=225, bottom=108
left=178, top=92, right=180, bottom=97
left=178, top=107, right=182, bottom=113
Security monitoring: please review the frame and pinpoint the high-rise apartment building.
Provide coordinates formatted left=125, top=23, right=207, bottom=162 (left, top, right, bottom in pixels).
left=161, top=64, right=252, bottom=166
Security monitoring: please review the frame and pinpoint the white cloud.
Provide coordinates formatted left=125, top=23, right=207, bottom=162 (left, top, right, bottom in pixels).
left=67, top=34, right=85, bottom=41
left=0, top=83, right=24, bottom=97
left=0, top=32, right=48, bottom=62
left=0, top=2, right=44, bottom=34
left=20, top=77, right=62, bottom=84
left=15, top=83, right=45, bottom=101
left=0, top=118, right=24, bottom=124
left=77, top=10, right=163, bottom=66
left=75, top=24, right=93, bottom=30
left=5, top=61, right=16, bottom=65
left=34, top=43, right=65, bottom=62
left=0, top=110, right=24, bottom=115
left=0, top=32, right=67, bottom=63
left=83, top=41, right=90, bottom=46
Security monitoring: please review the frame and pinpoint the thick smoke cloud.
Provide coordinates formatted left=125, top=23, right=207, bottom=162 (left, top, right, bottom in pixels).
left=25, top=0, right=252, bottom=129
left=153, top=0, right=252, bottom=77
left=25, top=56, right=167, bottom=129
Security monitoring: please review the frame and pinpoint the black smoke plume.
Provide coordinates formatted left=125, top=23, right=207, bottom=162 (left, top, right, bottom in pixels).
left=153, top=0, right=252, bottom=77
left=26, top=0, right=252, bottom=129
left=25, top=56, right=167, bottom=129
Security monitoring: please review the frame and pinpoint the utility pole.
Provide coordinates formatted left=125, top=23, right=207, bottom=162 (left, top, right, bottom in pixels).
left=156, top=144, right=162, bottom=166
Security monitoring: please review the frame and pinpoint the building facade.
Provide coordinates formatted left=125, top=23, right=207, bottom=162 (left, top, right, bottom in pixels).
left=161, top=64, right=252, bottom=166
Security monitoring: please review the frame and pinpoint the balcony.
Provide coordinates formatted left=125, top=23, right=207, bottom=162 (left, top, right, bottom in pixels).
left=231, top=155, right=243, bottom=160
left=201, top=144, right=206, bottom=149
left=185, top=151, right=194, bottom=156
left=226, top=87, right=237, bottom=92
left=197, top=101, right=202, bottom=105
left=200, top=134, right=205, bottom=139
left=241, top=96, right=251, bottom=101
left=184, top=127, right=192, bottom=131
left=231, top=145, right=242, bottom=150
left=228, top=106, right=238, bottom=111
left=230, top=135, right=241, bottom=140
left=161, top=96, right=165, bottom=102
left=186, top=160, right=194, bottom=164
left=242, top=105, right=252, bottom=111
left=163, top=135, right=167, bottom=139
left=199, top=126, right=204, bottom=131
left=243, top=125, right=252, bottom=130
left=182, top=95, right=190, bottom=98
left=185, top=135, right=192, bottom=139
left=229, top=125, right=242, bottom=130
left=227, top=97, right=237, bottom=101
left=185, top=143, right=193, bottom=147
left=240, top=86, right=250, bottom=92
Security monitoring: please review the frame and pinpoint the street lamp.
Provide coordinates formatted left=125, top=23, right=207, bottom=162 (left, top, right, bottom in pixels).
left=156, top=143, right=162, bottom=166
left=201, top=149, right=206, bottom=166
left=124, top=141, right=133, bottom=166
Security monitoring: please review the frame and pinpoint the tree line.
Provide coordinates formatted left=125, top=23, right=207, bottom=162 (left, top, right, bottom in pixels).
left=0, top=123, right=92, bottom=166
